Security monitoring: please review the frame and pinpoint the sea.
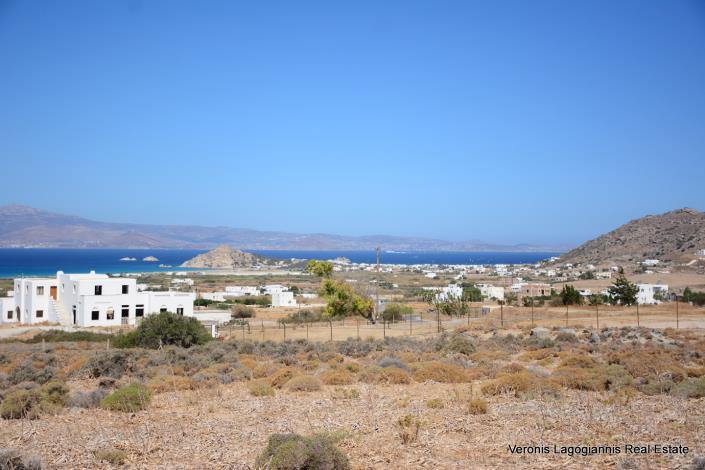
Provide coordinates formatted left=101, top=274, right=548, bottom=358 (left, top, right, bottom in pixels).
left=0, top=248, right=560, bottom=278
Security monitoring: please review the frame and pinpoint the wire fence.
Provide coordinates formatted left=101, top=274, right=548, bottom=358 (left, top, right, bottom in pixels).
left=218, top=302, right=705, bottom=342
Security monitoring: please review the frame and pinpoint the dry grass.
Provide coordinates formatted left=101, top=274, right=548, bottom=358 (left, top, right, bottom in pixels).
left=412, top=361, right=470, bottom=383
left=285, top=375, right=322, bottom=392
left=467, top=398, right=488, bottom=415
left=321, top=368, right=355, bottom=385
left=248, top=379, right=275, bottom=397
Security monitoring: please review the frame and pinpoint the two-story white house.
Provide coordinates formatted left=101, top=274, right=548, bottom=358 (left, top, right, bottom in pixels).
left=0, top=271, right=195, bottom=327
left=636, top=283, right=669, bottom=305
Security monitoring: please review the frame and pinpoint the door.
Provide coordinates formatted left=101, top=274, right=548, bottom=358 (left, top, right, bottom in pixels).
left=50, top=286, right=57, bottom=300
left=72, top=307, right=76, bottom=325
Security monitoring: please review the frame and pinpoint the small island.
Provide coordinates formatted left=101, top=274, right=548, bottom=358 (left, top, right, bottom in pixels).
left=142, top=256, right=159, bottom=262
left=180, top=245, right=272, bottom=269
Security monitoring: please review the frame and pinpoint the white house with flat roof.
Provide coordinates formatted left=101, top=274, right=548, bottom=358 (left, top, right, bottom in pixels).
left=271, top=291, right=296, bottom=307
left=0, top=271, right=195, bottom=327
left=636, top=283, right=669, bottom=305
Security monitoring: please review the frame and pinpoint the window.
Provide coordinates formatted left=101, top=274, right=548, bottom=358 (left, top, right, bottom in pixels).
left=135, top=305, right=144, bottom=317
left=122, top=285, right=129, bottom=294
left=36, top=286, right=44, bottom=296
left=121, top=305, right=129, bottom=318
left=36, top=310, right=44, bottom=318
left=7, top=310, right=12, bottom=319
left=160, top=307, right=167, bottom=313
left=176, top=307, right=184, bottom=315
left=94, top=285, right=102, bottom=295
left=91, top=310, right=99, bottom=321
left=106, top=307, right=115, bottom=320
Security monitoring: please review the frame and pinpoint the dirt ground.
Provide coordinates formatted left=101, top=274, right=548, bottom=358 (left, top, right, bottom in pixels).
left=1, top=382, right=702, bottom=469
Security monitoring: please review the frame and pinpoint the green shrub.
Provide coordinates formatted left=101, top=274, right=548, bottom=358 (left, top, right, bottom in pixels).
left=0, top=389, right=42, bottom=419
left=0, top=449, right=42, bottom=469
left=443, top=335, right=476, bottom=355
left=114, top=312, right=212, bottom=349
left=671, top=377, right=705, bottom=399
left=83, top=350, right=132, bottom=379
left=254, top=433, right=350, bottom=470
left=100, top=383, right=151, bottom=412
left=22, top=330, right=114, bottom=344
left=381, top=303, right=412, bottom=322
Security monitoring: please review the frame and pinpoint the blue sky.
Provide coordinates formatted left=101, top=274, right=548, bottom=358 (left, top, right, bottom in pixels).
left=1, top=0, right=704, bottom=246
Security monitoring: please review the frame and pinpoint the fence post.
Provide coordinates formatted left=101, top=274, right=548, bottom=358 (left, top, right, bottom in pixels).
left=500, top=303, right=504, bottom=328
left=283, top=322, right=286, bottom=340
left=356, top=319, right=360, bottom=340
left=531, top=299, right=535, bottom=327
left=383, top=319, right=386, bottom=338
left=242, top=324, right=245, bottom=340
left=596, top=303, right=599, bottom=330
left=636, top=303, right=640, bottom=327
left=107, top=338, right=110, bottom=350
left=676, top=299, right=679, bottom=329
left=261, top=320, right=264, bottom=341
left=565, top=305, right=569, bottom=327
left=410, top=315, right=412, bottom=335
left=306, top=322, right=309, bottom=340
left=329, top=320, right=333, bottom=342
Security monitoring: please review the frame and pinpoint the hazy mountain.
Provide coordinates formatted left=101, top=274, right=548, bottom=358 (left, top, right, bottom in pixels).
left=556, top=208, right=705, bottom=265
left=0, top=205, right=569, bottom=252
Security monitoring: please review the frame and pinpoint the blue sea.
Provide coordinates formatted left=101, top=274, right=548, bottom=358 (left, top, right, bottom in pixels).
left=0, top=248, right=560, bottom=278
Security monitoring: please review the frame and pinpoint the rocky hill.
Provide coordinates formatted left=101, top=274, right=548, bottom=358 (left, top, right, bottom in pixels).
left=557, top=208, right=705, bottom=265
left=180, top=245, right=273, bottom=268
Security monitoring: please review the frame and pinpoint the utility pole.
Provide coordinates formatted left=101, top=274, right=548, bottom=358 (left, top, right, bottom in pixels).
left=375, top=246, right=380, bottom=322
left=636, top=302, right=640, bottom=327
left=596, top=303, right=599, bottom=330
left=531, top=297, right=535, bottom=327
left=676, top=296, right=679, bottom=329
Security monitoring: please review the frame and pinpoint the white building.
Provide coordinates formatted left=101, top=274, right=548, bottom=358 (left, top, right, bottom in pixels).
left=637, top=284, right=669, bottom=305
left=642, top=259, right=660, bottom=267
left=224, top=286, right=260, bottom=296
left=436, top=284, right=463, bottom=301
left=477, top=284, right=505, bottom=301
left=0, top=271, right=195, bottom=327
left=271, top=291, right=297, bottom=307
left=262, top=284, right=288, bottom=295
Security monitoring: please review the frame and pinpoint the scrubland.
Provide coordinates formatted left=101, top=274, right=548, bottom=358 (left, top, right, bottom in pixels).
left=1, top=325, right=704, bottom=469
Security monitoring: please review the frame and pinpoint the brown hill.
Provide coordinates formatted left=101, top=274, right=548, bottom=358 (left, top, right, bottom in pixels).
left=558, top=208, right=705, bottom=265
left=180, top=245, right=273, bottom=268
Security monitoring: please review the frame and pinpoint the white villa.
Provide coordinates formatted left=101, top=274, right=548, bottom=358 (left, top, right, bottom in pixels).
left=271, top=291, right=297, bottom=307
left=0, top=271, right=195, bottom=327
left=636, top=283, right=669, bottom=305
left=224, top=286, right=260, bottom=296
left=477, top=284, right=505, bottom=301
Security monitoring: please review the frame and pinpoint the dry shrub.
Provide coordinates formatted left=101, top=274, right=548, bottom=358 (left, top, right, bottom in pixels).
left=252, top=362, right=281, bottom=379
left=518, top=348, right=557, bottom=362
left=100, top=383, right=150, bottom=412
left=395, top=351, right=420, bottom=364
left=249, top=380, right=275, bottom=397
left=0, top=449, right=42, bottom=470
left=396, top=415, right=421, bottom=444
left=551, top=364, right=633, bottom=392
left=321, top=369, right=354, bottom=385
left=412, top=361, right=469, bottom=383
left=147, top=375, right=195, bottom=394
left=331, top=387, right=360, bottom=400
left=469, top=350, right=510, bottom=362
left=192, top=363, right=251, bottom=386
left=302, top=360, right=321, bottom=372
left=61, top=356, right=88, bottom=377
left=238, top=357, right=258, bottom=371
left=687, top=367, right=705, bottom=378
left=559, top=353, right=599, bottom=369
left=467, top=398, right=488, bottom=415
left=466, top=363, right=497, bottom=381
left=608, top=347, right=687, bottom=382
left=426, top=398, right=444, bottom=409
left=269, top=367, right=299, bottom=388
left=285, top=375, right=322, bottom=392
left=358, top=366, right=412, bottom=385
left=93, top=447, right=127, bottom=466
left=482, top=371, right=558, bottom=398
left=343, top=361, right=361, bottom=373
left=501, top=363, right=526, bottom=374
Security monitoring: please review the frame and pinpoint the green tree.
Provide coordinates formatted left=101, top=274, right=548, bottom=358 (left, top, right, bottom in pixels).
left=114, top=312, right=212, bottom=349
left=381, top=303, right=413, bottom=322
left=560, top=285, right=583, bottom=305
left=319, top=279, right=373, bottom=320
left=306, top=260, right=334, bottom=278
left=460, top=283, right=482, bottom=302
left=607, top=271, right=639, bottom=306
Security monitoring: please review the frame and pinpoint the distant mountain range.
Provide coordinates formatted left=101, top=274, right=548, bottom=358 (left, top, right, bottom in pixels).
left=556, top=208, right=705, bottom=265
left=0, top=205, right=570, bottom=252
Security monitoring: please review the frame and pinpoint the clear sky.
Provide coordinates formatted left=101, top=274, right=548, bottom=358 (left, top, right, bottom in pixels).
left=1, top=1, right=704, bottom=246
